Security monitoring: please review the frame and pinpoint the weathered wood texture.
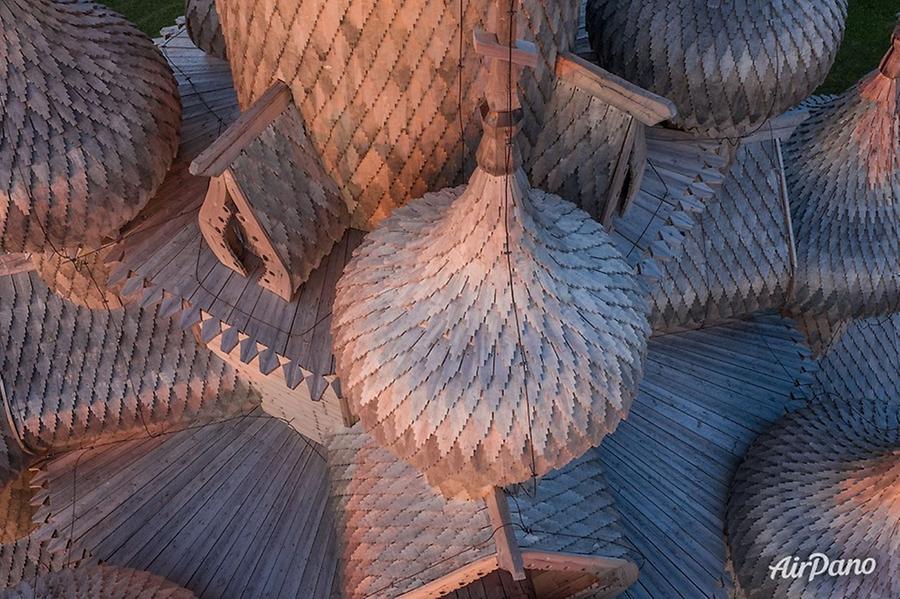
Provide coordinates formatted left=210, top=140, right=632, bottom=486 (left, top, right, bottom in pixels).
left=0, top=272, right=257, bottom=455
left=596, top=314, right=813, bottom=598
left=332, top=167, right=650, bottom=498
left=32, top=250, right=124, bottom=310
left=26, top=411, right=337, bottom=598
left=586, top=0, right=847, bottom=137
left=0, top=255, right=33, bottom=278
left=3, top=564, right=197, bottom=598
left=727, top=396, right=899, bottom=599
left=784, top=52, right=900, bottom=321
left=215, top=0, right=667, bottom=230
left=0, top=0, right=180, bottom=253
left=0, top=469, right=35, bottom=545
left=813, top=314, right=899, bottom=404
left=201, top=103, right=350, bottom=300
left=609, top=131, right=731, bottom=283
left=646, top=139, right=793, bottom=333
left=443, top=570, right=537, bottom=599
left=185, top=0, right=226, bottom=60
left=328, top=424, right=633, bottom=598
left=0, top=536, right=68, bottom=590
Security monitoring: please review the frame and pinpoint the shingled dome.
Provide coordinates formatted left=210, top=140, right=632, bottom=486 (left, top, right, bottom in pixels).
left=727, top=397, right=899, bottom=598
left=586, top=0, right=847, bottom=137
left=332, top=111, right=650, bottom=497
left=785, top=25, right=900, bottom=321
left=4, top=564, right=197, bottom=598
left=185, top=0, right=227, bottom=60
left=0, top=0, right=180, bottom=253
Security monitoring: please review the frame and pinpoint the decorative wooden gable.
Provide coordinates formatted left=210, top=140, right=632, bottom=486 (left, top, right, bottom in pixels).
left=191, top=81, right=349, bottom=301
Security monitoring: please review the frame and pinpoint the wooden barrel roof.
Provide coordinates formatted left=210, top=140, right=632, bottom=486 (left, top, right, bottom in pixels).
left=0, top=0, right=181, bottom=253
left=332, top=167, right=650, bottom=498
left=586, top=0, right=847, bottom=137
left=185, top=0, right=227, bottom=60
left=727, top=396, right=900, bottom=599
left=3, top=564, right=197, bottom=598
left=784, top=41, right=900, bottom=322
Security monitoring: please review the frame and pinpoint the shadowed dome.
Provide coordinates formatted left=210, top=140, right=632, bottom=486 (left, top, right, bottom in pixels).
left=785, top=26, right=900, bottom=321
left=0, top=0, right=180, bottom=253
left=332, top=158, right=650, bottom=498
left=3, top=564, right=197, bottom=598
left=185, top=0, right=227, bottom=60
left=586, top=0, right=847, bottom=137
left=727, top=397, right=900, bottom=598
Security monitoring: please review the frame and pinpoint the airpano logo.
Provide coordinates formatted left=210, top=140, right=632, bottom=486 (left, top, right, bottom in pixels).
left=769, top=553, right=877, bottom=582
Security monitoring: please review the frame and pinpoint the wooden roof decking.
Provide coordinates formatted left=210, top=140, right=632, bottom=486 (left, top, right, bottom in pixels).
left=106, top=28, right=364, bottom=399
left=595, top=314, right=814, bottom=598
left=26, top=410, right=337, bottom=599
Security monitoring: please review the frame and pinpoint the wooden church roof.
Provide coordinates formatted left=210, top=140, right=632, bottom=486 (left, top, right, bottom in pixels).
left=727, top=396, right=899, bottom=599
left=784, top=29, right=900, bottom=322
left=3, top=564, right=197, bottom=598
left=21, top=409, right=337, bottom=598
left=586, top=0, right=848, bottom=137
left=645, top=137, right=794, bottom=333
left=0, top=0, right=180, bottom=253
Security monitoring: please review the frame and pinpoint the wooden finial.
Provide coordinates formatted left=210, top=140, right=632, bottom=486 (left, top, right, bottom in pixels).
left=878, top=20, right=900, bottom=78
left=471, top=1, right=538, bottom=175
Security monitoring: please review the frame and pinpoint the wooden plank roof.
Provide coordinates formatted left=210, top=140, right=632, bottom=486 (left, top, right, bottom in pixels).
left=595, top=314, right=814, bottom=598
left=23, top=410, right=337, bottom=599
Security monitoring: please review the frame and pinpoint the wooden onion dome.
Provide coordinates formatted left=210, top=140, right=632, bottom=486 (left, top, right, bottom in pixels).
left=586, top=0, right=847, bottom=137
left=0, top=0, right=180, bottom=254
left=3, top=564, right=197, bottom=598
left=185, top=0, right=227, bottom=60
left=727, top=397, right=899, bottom=598
left=331, top=19, right=650, bottom=499
left=785, top=25, right=900, bottom=321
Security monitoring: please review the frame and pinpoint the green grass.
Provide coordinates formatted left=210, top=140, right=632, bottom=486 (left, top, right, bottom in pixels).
left=818, top=1, right=897, bottom=94
left=102, top=0, right=894, bottom=92
left=99, top=0, right=183, bottom=38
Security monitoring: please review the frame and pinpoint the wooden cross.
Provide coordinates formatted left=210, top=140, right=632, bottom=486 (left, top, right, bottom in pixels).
left=471, top=2, right=539, bottom=175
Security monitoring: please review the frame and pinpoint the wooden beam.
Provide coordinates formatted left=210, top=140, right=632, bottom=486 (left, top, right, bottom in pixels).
left=484, top=487, right=526, bottom=581
left=555, top=52, right=676, bottom=126
left=521, top=550, right=639, bottom=599
left=397, top=556, right=500, bottom=599
left=472, top=29, right=539, bottom=69
left=190, top=80, right=292, bottom=177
